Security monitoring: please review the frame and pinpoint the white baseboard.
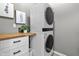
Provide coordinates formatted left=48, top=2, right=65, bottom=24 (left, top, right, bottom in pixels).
left=54, top=51, right=67, bottom=56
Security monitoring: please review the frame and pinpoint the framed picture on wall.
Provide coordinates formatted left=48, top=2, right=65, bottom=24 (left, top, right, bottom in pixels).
left=16, top=10, right=26, bottom=24
left=0, top=3, right=14, bottom=18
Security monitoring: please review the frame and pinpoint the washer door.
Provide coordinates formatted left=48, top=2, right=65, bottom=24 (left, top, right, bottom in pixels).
left=45, top=7, right=54, bottom=25
left=45, top=34, right=54, bottom=53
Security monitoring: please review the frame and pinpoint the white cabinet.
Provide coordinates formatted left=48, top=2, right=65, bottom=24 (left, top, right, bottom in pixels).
left=0, top=36, right=29, bottom=56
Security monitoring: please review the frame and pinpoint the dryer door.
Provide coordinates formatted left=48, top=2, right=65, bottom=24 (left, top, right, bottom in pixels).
left=45, top=7, right=54, bottom=25
left=45, top=34, right=54, bottom=53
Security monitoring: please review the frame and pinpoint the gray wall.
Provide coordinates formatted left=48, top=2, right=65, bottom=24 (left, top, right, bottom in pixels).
left=51, top=3, right=79, bottom=56
left=0, top=3, right=34, bottom=34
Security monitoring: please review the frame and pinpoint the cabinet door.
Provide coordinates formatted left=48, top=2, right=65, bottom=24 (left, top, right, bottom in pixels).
left=0, top=36, right=29, bottom=56
left=0, top=36, right=29, bottom=50
left=0, top=44, right=29, bottom=56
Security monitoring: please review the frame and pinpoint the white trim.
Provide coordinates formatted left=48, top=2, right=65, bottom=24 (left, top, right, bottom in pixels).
left=54, top=51, right=67, bottom=56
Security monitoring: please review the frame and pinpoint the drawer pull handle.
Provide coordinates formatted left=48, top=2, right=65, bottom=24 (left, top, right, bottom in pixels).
left=13, top=50, right=21, bottom=55
left=13, top=40, right=21, bottom=43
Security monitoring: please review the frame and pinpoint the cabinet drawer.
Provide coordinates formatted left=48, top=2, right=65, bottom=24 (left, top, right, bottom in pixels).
left=0, top=45, right=29, bottom=56
left=0, top=36, right=29, bottom=50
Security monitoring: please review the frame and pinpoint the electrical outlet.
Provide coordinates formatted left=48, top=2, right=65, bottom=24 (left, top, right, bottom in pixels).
left=13, top=23, right=16, bottom=28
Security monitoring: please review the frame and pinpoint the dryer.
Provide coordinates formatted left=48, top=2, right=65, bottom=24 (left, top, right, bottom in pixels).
left=30, top=3, right=54, bottom=33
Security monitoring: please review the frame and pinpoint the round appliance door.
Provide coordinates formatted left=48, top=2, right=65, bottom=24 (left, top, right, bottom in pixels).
left=45, top=34, right=54, bottom=53
left=45, top=7, right=54, bottom=25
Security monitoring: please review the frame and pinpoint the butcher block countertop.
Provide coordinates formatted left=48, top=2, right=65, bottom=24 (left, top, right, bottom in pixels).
left=0, top=32, right=36, bottom=40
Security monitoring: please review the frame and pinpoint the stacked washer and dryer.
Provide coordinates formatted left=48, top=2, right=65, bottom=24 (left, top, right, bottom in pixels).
left=30, top=4, right=54, bottom=56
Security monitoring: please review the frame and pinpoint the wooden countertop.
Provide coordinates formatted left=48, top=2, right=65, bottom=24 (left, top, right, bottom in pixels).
left=0, top=32, right=36, bottom=40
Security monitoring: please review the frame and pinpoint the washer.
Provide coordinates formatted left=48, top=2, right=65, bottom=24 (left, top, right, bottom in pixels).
left=44, top=31, right=54, bottom=56
left=30, top=3, right=54, bottom=56
left=30, top=31, right=54, bottom=56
